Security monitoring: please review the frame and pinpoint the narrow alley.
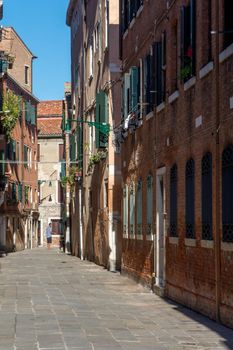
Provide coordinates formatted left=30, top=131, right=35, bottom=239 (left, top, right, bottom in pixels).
left=0, top=249, right=232, bottom=350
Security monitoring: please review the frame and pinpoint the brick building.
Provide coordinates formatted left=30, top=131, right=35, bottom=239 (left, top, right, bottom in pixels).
left=0, top=27, right=39, bottom=252
left=119, top=0, right=233, bottom=327
left=37, top=100, right=64, bottom=247
left=66, top=0, right=122, bottom=270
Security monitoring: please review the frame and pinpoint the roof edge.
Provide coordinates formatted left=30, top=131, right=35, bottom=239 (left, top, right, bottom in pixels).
left=6, top=73, right=40, bottom=103
left=66, top=0, right=76, bottom=26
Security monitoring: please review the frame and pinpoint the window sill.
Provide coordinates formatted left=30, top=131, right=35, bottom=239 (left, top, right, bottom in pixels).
left=185, top=238, right=196, bottom=247
left=123, top=29, right=128, bottom=40
left=199, top=61, right=214, bottom=79
left=129, top=234, right=136, bottom=240
left=169, top=236, right=178, bottom=244
left=156, top=102, right=165, bottom=113
left=219, top=42, right=233, bottom=63
left=184, top=76, right=196, bottom=91
left=221, top=242, right=233, bottom=251
left=123, top=234, right=128, bottom=239
left=168, top=90, right=179, bottom=104
left=146, top=234, right=153, bottom=241
left=145, top=111, right=153, bottom=121
left=201, top=240, right=213, bottom=249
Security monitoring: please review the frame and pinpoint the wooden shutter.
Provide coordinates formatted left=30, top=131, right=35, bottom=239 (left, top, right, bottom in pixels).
left=124, top=73, right=130, bottom=119
left=59, top=144, right=64, bottom=161
left=95, top=92, right=100, bottom=148
left=156, top=42, right=163, bottom=106
left=202, top=153, right=212, bottom=240
left=222, top=145, right=233, bottom=242
left=24, top=145, right=28, bottom=167
left=185, top=159, right=195, bottom=238
left=18, top=183, right=22, bottom=202
left=58, top=181, right=64, bottom=203
left=130, top=67, right=138, bottom=112
left=37, top=144, right=40, bottom=162
left=99, top=90, right=109, bottom=148
left=190, top=0, right=196, bottom=74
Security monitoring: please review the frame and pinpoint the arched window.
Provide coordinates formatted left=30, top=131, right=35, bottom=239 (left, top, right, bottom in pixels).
left=147, top=174, right=153, bottom=236
left=185, top=158, right=195, bottom=238
left=222, top=145, right=233, bottom=242
left=202, top=153, right=212, bottom=240
left=123, top=185, right=128, bottom=237
left=170, top=164, right=177, bottom=237
left=129, top=182, right=135, bottom=238
left=137, top=178, right=142, bottom=236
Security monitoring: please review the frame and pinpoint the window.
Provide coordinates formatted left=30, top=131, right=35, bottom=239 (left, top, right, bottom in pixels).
left=25, top=66, right=29, bottom=85
left=123, top=185, right=128, bottom=236
left=222, top=145, right=233, bottom=242
left=104, top=180, right=108, bottom=208
left=224, top=0, right=233, bottom=48
left=12, top=183, right=17, bottom=201
left=89, top=44, right=93, bottom=78
left=129, top=183, right=135, bottom=237
left=58, top=181, right=64, bottom=204
left=59, top=144, right=64, bottom=162
left=105, top=0, right=109, bottom=49
left=170, top=164, right=177, bottom=237
left=202, top=153, right=213, bottom=240
left=18, top=183, right=22, bottom=202
left=180, top=0, right=196, bottom=81
left=24, top=145, right=28, bottom=167
left=7, top=140, right=16, bottom=161
left=95, top=90, right=109, bottom=148
left=51, top=219, right=63, bottom=235
left=170, top=23, right=178, bottom=92
left=123, top=73, right=131, bottom=119
left=147, top=174, right=153, bottom=236
left=137, top=179, right=142, bottom=236
left=37, top=144, right=40, bottom=162
left=185, top=159, right=195, bottom=238
left=121, top=0, right=143, bottom=33
left=130, top=66, right=140, bottom=113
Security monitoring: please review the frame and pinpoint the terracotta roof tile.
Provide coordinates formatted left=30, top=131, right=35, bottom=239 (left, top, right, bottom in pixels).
left=38, top=117, right=62, bottom=136
left=37, top=100, right=63, bottom=116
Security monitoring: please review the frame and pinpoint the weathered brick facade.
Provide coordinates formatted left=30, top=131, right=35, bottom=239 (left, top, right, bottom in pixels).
left=120, top=0, right=233, bottom=327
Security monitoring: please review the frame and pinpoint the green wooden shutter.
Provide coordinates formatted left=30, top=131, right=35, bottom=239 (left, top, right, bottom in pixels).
left=18, top=183, right=22, bottom=202
left=0, top=150, right=5, bottom=175
left=30, top=104, right=36, bottom=125
left=24, top=145, right=28, bottom=167
left=12, top=183, right=16, bottom=200
left=130, top=67, right=138, bottom=112
left=95, top=92, right=101, bottom=148
left=70, top=134, right=76, bottom=162
left=124, top=73, right=130, bottom=119
left=99, top=90, right=108, bottom=148
left=12, top=140, right=16, bottom=161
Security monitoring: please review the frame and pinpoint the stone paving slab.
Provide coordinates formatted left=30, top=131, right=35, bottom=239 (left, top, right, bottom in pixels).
left=0, top=248, right=233, bottom=350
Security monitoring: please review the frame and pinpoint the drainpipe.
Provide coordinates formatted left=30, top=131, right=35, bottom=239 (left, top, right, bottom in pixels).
left=79, top=183, right=84, bottom=260
left=214, top=0, right=221, bottom=323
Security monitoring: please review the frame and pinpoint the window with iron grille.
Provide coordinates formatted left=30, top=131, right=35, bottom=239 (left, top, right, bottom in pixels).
left=202, top=153, right=213, bottom=240
left=137, top=179, right=142, bottom=236
left=185, top=158, right=195, bottom=238
left=170, top=164, right=177, bottom=237
left=224, top=0, right=233, bottom=48
left=180, top=0, right=196, bottom=81
left=222, top=145, right=233, bottom=242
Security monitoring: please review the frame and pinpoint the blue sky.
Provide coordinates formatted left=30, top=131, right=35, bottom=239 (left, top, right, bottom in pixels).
left=2, top=0, right=70, bottom=101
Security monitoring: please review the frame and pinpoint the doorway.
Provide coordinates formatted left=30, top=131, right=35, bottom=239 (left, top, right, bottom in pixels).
left=156, top=167, right=166, bottom=288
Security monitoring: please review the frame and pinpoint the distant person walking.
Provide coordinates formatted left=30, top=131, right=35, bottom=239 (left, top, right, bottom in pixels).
left=46, top=223, right=52, bottom=249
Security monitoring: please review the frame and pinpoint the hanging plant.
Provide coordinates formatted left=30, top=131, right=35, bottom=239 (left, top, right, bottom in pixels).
left=61, top=166, right=81, bottom=192
left=1, top=91, right=20, bottom=141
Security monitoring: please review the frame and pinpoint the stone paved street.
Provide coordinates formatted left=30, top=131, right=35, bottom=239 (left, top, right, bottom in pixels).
left=0, top=248, right=233, bottom=350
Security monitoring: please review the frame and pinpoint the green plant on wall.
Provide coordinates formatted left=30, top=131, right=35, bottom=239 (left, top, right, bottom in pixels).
left=61, top=166, right=81, bottom=192
left=87, top=150, right=108, bottom=173
left=1, top=91, right=21, bottom=141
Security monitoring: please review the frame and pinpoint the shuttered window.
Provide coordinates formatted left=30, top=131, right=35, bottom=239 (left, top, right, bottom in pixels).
left=137, top=179, right=142, bottom=236
left=58, top=181, right=64, bottom=204
left=51, top=219, right=63, bottom=235
left=185, top=159, right=195, bottom=238
left=123, top=185, right=128, bottom=236
left=130, top=67, right=139, bottom=113
left=147, top=174, right=153, bottom=236
left=12, top=183, right=17, bottom=200
left=202, top=153, right=213, bottom=240
left=24, top=145, right=28, bottom=167
left=6, top=140, right=16, bottom=160
left=170, top=164, right=177, bottom=237
left=222, top=145, right=233, bottom=242
left=224, top=0, right=233, bottom=48
left=129, top=183, right=135, bottom=237
left=96, top=90, right=109, bottom=148
left=18, top=183, right=22, bottom=202
left=123, top=73, right=131, bottom=119
left=69, top=133, right=76, bottom=162
left=180, top=0, right=196, bottom=81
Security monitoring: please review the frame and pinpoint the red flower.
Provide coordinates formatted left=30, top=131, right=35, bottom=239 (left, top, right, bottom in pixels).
left=186, top=46, right=193, bottom=58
